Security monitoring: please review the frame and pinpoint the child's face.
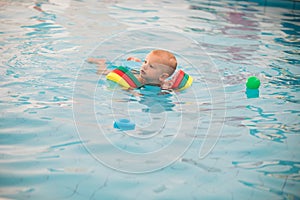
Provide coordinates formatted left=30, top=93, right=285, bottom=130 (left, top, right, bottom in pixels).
left=140, top=52, right=171, bottom=84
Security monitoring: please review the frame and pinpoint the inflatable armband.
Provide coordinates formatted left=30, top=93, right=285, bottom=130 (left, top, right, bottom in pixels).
left=106, top=66, right=143, bottom=89
left=170, top=70, right=193, bottom=90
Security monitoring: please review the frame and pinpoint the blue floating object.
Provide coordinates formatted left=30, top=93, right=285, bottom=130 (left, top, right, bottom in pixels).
left=245, top=88, right=259, bottom=98
left=113, top=119, right=135, bottom=130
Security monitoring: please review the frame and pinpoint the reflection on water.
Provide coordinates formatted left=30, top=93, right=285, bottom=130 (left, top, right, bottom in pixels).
left=245, top=105, right=287, bottom=143
left=233, top=160, right=300, bottom=181
left=239, top=180, right=296, bottom=200
left=233, top=160, right=300, bottom=199
left=135, top=85, right=176, bottom=113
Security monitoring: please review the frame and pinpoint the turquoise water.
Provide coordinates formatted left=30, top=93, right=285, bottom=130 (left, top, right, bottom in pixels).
left=1, top=0, right=300, bottom=199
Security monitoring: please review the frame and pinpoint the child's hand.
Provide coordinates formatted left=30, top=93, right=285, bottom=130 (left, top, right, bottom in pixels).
left=87, top=57, right=106, bottom=65
left=127, top=57, right=141, bottom=62
left=87, top=58, right=110, bottom=75
left=161, top=79, right=174, bottom=90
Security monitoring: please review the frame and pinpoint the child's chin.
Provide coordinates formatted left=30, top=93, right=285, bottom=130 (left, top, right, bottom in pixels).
left=140, top=73, right=149, bottom=80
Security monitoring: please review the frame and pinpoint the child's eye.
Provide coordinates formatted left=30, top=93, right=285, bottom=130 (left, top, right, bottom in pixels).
left=144, top=60, right=147, bottom=64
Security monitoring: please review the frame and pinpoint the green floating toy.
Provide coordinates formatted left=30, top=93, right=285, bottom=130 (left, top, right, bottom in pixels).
left=246, top=76, right=260, bottom=89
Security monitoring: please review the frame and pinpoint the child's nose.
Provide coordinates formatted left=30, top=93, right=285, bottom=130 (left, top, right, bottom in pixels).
left=142, top=64, right=148, bottom=70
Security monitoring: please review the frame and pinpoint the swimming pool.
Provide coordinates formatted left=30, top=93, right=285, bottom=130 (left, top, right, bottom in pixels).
left=1, top=0, right=299, bottom=199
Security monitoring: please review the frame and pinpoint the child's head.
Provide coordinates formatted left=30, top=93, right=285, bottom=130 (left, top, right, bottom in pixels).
left=139, top=49, right=177, bottom=85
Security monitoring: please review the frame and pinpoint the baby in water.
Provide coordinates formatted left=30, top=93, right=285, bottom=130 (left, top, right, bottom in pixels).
left=87, top=49, right=192, bottom=90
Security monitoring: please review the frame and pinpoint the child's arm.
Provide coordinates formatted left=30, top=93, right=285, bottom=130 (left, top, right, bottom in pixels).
left=86, top=58, right=111, bottom=75
left=126, top=57, right=141, bottom=75
left=127, top=57, right=141, bottom=62
left=87, top=56, right=141, bottom=75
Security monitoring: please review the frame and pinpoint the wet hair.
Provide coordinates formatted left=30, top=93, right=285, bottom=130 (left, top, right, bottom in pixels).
left=151, top=49, right=177, bottom=75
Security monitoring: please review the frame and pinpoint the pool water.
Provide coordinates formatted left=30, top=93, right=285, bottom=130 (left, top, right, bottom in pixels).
left=1, top=0, right=299, bottom=199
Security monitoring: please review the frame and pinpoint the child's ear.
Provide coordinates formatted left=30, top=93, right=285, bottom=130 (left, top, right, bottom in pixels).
left=159, top=73, right=169, bottom=82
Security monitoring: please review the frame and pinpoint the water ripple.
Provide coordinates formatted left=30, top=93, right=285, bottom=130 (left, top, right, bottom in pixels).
left=233, top=160, right=300, bottom=181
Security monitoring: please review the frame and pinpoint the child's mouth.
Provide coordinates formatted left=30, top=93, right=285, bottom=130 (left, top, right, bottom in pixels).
left=140, top=69, right=146, bottom=75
